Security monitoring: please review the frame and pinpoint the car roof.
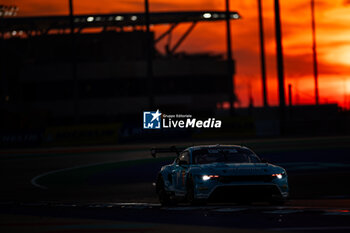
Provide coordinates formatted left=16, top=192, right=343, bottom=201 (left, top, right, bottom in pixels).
left=187, top=145, right=248, bottom=152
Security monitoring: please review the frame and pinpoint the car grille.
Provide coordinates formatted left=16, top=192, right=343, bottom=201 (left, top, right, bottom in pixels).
left=219, top=175, right=273, bottom=183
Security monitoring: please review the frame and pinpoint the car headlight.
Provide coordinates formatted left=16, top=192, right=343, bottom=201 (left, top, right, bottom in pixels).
left=202, top=175, right=219, bottom=181
left=272, top=172, right=285, bottom=179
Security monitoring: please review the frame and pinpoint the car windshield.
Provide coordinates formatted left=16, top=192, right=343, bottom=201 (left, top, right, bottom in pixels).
left=192, top=147, right=261, bottom=164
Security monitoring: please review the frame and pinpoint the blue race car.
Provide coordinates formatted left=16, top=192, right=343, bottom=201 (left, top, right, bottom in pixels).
left=153, top=145, right=289, bottom=205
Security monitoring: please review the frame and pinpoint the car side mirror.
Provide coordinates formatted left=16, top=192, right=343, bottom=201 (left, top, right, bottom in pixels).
left=178, top=160, right=188, bottom=166
left=151, top=148, right=156, bottom=158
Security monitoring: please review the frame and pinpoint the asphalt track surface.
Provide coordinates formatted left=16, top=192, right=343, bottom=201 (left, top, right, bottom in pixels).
left=1, top=136, right=350, bottom=233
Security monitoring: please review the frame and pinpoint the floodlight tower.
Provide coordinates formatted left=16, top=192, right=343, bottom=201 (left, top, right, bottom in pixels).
left=311, top=0, right=319, bottom=105
left=274, top=0, right=286, bottom=134
left=257, top=0, right=268, bottom=107
left=69, top=0, right=79, bottom=123
left=225, top=0, right=235, bottom=115
left=145, top=0, right=154, bottom=109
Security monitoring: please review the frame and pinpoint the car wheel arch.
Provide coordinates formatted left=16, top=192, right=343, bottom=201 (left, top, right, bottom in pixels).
left=156, top=173, right=166, bottom=193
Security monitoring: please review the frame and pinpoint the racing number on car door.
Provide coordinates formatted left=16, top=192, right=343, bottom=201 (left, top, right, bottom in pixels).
left=175, top=151, right=189, bottom=191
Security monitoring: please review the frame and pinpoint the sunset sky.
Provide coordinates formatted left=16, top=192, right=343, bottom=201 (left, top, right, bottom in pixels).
left=2, top=0, right=350, bottom=108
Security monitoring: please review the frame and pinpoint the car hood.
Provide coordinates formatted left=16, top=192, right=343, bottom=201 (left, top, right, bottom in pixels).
left=191, top=163, right=285, bottom=176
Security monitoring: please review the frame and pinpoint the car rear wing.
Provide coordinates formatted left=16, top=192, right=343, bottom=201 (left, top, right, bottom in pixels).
left=150, top=146, right=186, bottom=158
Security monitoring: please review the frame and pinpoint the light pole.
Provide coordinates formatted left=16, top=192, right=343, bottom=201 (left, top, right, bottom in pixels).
left=0, top=5, right=18, bottom=103
left=311, top=0, right=319, bottom=105
left=257, top=0, right=268, bottom=107
left=225, top=0, right=235, bottom=116
left=145, top=0, right=154, bottom=109
left=69, top=0, right=79, bottom=123
left=274, top=0, right=286, bottom=134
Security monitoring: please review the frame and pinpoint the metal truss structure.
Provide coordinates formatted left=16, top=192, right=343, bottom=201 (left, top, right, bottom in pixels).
left=1, top=11, right=240, bottom=54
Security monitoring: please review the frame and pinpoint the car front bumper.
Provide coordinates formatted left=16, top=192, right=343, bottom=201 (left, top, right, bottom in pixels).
left=195, top=182, right=289, bottom=201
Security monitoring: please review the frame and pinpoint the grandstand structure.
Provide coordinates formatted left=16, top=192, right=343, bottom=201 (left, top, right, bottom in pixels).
left=0, top=11, right=240, bottom=125
left=1, top=11, right=239, bottom=54
left=1, top=11, right=240, bottom=34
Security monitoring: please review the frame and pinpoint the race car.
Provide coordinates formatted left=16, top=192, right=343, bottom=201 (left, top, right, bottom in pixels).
left=153, top=145, right=289, bottom=205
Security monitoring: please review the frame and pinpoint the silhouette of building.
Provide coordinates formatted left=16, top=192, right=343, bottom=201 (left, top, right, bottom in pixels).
left=0, top=11, right=240, bottom=126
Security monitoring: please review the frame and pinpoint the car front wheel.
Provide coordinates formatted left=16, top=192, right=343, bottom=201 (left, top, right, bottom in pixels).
left=186, top=176, right=206, bottom=205
left=156, top=176, right=175, bottom=206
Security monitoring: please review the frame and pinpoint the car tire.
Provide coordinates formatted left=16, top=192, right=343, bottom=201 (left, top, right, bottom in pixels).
left=156, top=175, right=176, bottom=206
left=186, top=176, right=206, bottom=206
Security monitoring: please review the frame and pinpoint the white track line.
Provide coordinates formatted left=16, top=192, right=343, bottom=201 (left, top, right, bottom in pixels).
left=268, top=226, right=350, bottom=231
left=30, top=160, right=121, bottom=189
